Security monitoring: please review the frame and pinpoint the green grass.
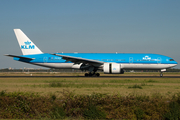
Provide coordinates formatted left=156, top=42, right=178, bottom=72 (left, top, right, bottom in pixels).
left=1, top=72, right=180, bottom=119
left=0, top=73, right=180, bottom=96
left=128, top=84, right=143, bottom=89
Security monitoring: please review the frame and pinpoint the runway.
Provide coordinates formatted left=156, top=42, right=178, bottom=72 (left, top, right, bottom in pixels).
left=0, top=76, right=180, bottom=78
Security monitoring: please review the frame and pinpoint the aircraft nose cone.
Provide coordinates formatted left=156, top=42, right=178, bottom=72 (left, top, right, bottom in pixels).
left=175, top=61, right=178, bottom=65
left=174, top=61, right=178, bottom=67
left=169, top=61, right=178, bottom=67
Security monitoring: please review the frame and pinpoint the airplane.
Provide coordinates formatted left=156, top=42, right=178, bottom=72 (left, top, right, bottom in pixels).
left=5, top=29, right=178, bottom=77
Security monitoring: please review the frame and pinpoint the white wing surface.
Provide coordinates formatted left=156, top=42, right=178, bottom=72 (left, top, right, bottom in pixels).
left=52, top=54, right=104, bottom=65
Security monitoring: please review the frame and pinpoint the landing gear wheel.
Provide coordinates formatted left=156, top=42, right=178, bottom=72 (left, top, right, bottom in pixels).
left=84, top=73, right=93, bottom=77
left=96, top=73, right=100, bottom=77
left=84, top=73, right=100, bottom=77
left=160, top=72, right=163, bottom=77
left=85, top=73, right=89, bottom=77
left=89, top=73, right=93, bottom=77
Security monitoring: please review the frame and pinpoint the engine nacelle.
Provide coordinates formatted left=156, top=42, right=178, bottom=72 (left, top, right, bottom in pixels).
left=103, top=63, right=124, bottom=74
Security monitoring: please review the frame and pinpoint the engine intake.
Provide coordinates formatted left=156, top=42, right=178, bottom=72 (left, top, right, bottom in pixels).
left=103, top=63, right=124, bottom=74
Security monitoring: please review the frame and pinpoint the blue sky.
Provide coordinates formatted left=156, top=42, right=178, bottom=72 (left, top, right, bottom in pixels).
left=0, top=0, right=180, bottom=69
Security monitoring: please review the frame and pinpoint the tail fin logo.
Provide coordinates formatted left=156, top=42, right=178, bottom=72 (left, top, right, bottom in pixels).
left=24, top=41, right=31, bottom=45
left=21, top=41, right=35, bottom=49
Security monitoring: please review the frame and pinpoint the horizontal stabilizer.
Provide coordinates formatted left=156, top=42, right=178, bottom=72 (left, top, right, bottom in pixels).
left=4, top=54, right=35, bottom=60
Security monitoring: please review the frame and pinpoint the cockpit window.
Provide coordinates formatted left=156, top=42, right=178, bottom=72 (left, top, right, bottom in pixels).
left=169, top=59, right=174, bottom=61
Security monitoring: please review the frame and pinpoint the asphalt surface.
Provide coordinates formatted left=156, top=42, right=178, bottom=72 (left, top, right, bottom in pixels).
left=0, top=76, right=180, bottom=78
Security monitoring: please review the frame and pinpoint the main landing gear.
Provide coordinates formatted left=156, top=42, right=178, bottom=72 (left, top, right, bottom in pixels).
left=84, top=72, right=100, bottom=77
left=84, top=66, right=100, bottom=77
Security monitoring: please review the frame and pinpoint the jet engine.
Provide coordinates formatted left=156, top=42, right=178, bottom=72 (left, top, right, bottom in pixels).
left=103, top=63, right=124, bottom=74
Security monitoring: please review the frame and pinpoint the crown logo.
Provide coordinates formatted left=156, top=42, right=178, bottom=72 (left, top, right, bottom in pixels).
left=113, top=68, right=116, bottom=70
left=24, top=41, right=31, bottom=45
left=143, top=56, right=151, bottom=60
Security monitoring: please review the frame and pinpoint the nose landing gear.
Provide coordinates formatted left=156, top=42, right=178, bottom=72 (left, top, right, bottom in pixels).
left=160, top=69, right=166, bottom=77
left=160, top=72, right=163, bottom=77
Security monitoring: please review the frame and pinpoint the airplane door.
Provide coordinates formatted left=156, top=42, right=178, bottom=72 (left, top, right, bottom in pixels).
left=157, top=57, right=161, bottom=64
left=43, top=57, right=48, bottom=63
left=129, top=57, right=133, bottom=63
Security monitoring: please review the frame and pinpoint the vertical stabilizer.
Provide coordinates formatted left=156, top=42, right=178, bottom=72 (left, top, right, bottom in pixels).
left=14, top=29, right=43, bottom=55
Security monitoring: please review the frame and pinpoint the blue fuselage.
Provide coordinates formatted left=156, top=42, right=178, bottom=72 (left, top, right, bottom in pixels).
left=14, top=53, right=177, bottom=70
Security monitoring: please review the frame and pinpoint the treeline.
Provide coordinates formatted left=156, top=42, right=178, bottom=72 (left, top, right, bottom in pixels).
left=167, top=68, right=180, bottom=72
left=1, top=90, right=180, bottom=119
left=0, top=68, right=83, bottom=72
left=0, top=68, right=180, bottom=72
left=125, top=68, right=180, bottom=72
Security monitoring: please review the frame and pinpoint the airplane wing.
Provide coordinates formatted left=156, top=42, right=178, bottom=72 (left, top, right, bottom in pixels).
left=52, top=54, right=104, bottom=65
left=4, top=54, right=35, bottom=60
